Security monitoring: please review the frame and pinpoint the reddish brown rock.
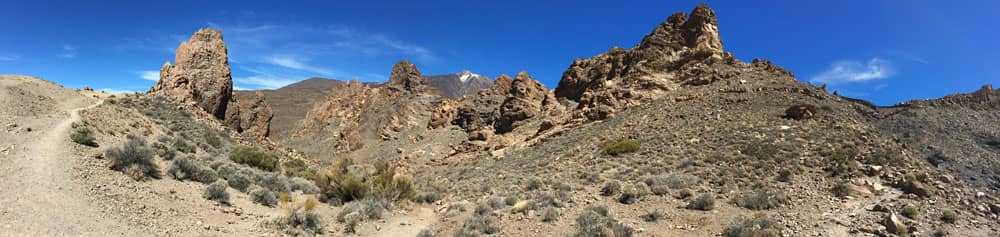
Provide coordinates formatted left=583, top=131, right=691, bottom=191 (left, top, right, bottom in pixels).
left=149, top=29, right=233, bottom=119
left=496, top=71, right=548, bottom=133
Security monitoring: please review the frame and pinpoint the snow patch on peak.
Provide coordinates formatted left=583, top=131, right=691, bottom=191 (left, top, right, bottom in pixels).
left=457, top=70, right=481, bottom=83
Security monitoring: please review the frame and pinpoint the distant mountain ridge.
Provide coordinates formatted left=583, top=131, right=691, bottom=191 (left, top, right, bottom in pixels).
left=425, top=70, right=493, bottom=99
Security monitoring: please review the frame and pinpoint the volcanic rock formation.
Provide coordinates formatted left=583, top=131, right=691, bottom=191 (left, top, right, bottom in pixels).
left=149, top=29, right=233, bottom=119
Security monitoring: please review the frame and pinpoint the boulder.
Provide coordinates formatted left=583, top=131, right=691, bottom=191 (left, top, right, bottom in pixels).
left=785, top=104, right=817, bottom=120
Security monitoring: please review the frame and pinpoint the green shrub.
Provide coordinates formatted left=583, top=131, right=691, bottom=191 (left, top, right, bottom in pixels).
left=723, top=215, right=782, bottom=237
left=273, top=195, right=323, bottom=235
left=458, top=212, right=500, bottom=235
left=70, top=127, right=96, bottom=146
left=167, top=156, right=218, bottom=184
left=941, top=209, right=957, bottom=224
left=740, top=189, right=788, bottom=210
left=225, top=169, right=254, bottom=192
left=250, top=186, right=278, bottom=207
left=600, top=139, right=640, bottom=156
left=229, top=146, right=278, bottom=171
left=283, top=159, right=318, bottom=181
left=204, top=180, right=230, bottom=204
left=370, top=161, right=417, bottom=201
left=107, top=137, right=159, bottom=179
left=687, top=193, right=715, bottom=211
left=618, top=183, right=649, bottom=204
left=203, top=132, right=222, bottom=149
left=172, top=138, right=195, bottom=154
left=317, top=157, right=367, bottom=203
left=902, top=204, right=919, bottom=219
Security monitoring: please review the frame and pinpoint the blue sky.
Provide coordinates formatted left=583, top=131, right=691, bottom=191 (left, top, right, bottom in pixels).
left=1, top=0, right=997, bottom=105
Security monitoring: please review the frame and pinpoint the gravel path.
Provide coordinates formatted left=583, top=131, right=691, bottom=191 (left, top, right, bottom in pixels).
left=0, top=97, right=135, bottom=236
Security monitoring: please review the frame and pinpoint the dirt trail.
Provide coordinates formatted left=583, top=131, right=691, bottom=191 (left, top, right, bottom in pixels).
left=0, top=98, right=137, bottom=236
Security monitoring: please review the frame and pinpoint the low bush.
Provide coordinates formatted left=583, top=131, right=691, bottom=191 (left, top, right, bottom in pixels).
left=167, top=156, right=218, bottom=184
left=723, top=215, right=782, bottom=237
left=600, top=139, right=640, bottom=156
left=225, top=169, right=255, bottom=192
left=256, top=172, right=290, bottom=193
left=542, top=207, right=560, bottom=222
left=107, top=137, right=159, bottom=179
left=172, top=138, right=195, bottom=154
left=687, top=193, right=715, bottom=211
left=70, top=127, right=96, bottom=146
left=417, top=229, right=434, bottom=237
left=229, top=146, right=278, bottom=171
left=204, top=180, right=230, bottom=204
left=415, top=188, right=444, bottom=203
left=600, top=181, right=621, bottom=196
left=902, top=204, right=919, bottom=219
left=641, top=210, right=664, bottom=222
left=316, top=157, right=368, bottom=203
left=250, top=186, right=278, bottom=207
left=458, top=212, right=500, bottom=235
left=273, top=195, right=323, bottom=235
left=618, top=183, right=650, bottom=204
left=283, top=159, right=318, bottom=181
left=941, top=209, right=958, bottom=224
left=289, top=176, right=320, bottom=194
left=575, top=205, right=632, bottom=237
left=740, top=189, right=788, bottom=210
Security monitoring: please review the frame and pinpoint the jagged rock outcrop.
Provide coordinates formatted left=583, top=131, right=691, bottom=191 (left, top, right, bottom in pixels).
left=149, top=29, right=233, bottom=119
left=554, top=4, right=738, bottom=120
left=227, top=91, right=273, bottom=139
left=386, top=60, right=425, bottom=93
left=496, top=72, right=549, bottom=133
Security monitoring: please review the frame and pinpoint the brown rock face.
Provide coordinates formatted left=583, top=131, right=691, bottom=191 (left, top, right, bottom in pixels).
left=149, top=28, right=233, bottom=119
left=230, top=91, right=273, bottom=139
left=553, top=4, right=730, bottom=120
left=496, top=72, right=548, bottom=133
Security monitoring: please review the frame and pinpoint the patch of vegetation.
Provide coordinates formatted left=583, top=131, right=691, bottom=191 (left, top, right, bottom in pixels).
left=902, top=204, right=919, bottom=219
left=723, top=215, right=782, bottom=237
left=172, top=138, right=195, bottom=154
left=229, top=146, right=278, bottom=171
left=600, top=138, right=641, bottom=156
left=687, top=193, right=715, bottom=211
left=941, top=209, right=958, bottom=224
left=289, top=176, right=320, bottom=194
left=824, top=148, right=861, bottom=177
left=641, top=210, right=664, bottom=222
left=256, top=172, right=290, bottom=193
left=645, top=173, right=700, bottom=189
left=225, top=169, right=254, bottom=192
left=167, top=156, right=218, bottom=184
left=107, top=137, right=159, bottom=180
left=283, top=159, right=318, bottom=181
left=418, top=229, right=434, bottom=237
left=272, top=195, right=322, bottom=235
left=741, top=141, right=780, bottom=160
left=618, top=183, right=650, bottom=204
left=250, top=186, right=278, bottom=207
left=70, top=127, right=96, bottom=146
left=456, top=210, right=500, bottom=236
left=204, top=180, right=230, bottom=204
left=415, top=187, right=444, bottom=203
left=542, top=207, right=559, bottom=222
left=575, top=206, right=632, bottom=237
left=525, top=177, right=544, bottom=191
left=740, top=189, right=788, bottom=210
left=600, top=181, right=621, bottom=196
left=316, top=157, right=416, bottom=204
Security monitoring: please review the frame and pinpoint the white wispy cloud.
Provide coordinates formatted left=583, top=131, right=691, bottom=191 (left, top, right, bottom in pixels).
left=235, top=75, right=298, bottom=89
left=58, top=44, right=78, bottom=58
left=266, top=56, right=338, bottom=76
left=139, top=70, right=159, bottom=81
left=810, top=58, right=893, bottom=85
